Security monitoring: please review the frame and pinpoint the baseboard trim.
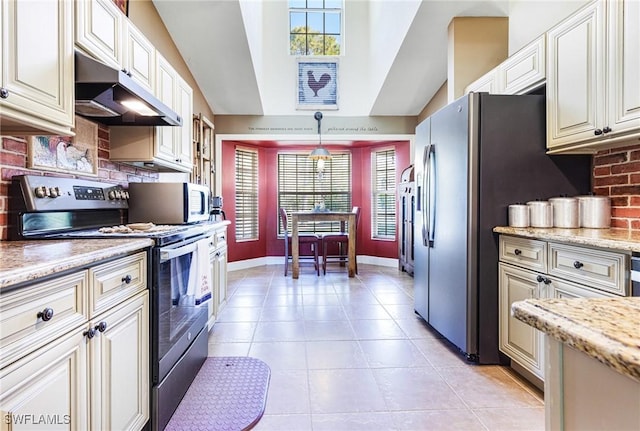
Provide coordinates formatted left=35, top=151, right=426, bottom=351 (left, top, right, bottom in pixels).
left=228, top=256, right=398, bottom=272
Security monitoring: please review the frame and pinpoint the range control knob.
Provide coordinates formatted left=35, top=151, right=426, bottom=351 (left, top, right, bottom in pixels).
left=49, top=187, right=59, bottom=198
left=108, top=190, right=117, bottom=200
left=34, top=186, right=47, bottom=198
left=122, top=191, right=129, bottom=199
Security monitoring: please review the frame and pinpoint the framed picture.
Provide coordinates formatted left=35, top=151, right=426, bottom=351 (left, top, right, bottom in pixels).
left=112, top=0, right=128, bottom=16
left=296, top=58, right=338, bottom=110
left=28, top=116, right=99, bottom=176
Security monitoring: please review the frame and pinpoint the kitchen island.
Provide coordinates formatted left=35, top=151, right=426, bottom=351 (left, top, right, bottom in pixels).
left=512, top=297, right=640, bottom=430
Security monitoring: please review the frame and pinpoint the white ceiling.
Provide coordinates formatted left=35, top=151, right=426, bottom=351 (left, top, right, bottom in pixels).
left=152, top=0, right=510, bottom=117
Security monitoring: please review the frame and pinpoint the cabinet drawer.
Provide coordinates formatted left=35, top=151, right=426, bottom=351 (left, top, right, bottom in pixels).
left=0, top=271, right=88, bottom=369
left=549, top=277, right=618, bottom=299
left=548, top=243, right=628, bottom=296
left=89, top=252, right=147, bottom=317
left=500, top=236, right=547, bottom=272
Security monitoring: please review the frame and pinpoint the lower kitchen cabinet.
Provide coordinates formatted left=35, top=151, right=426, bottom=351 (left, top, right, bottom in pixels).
left=0, top=252, right=150, bottom=431
left=207, top=226, right=228, bottom=329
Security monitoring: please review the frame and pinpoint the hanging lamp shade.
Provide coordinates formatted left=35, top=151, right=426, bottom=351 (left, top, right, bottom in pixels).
left=308, top=111, right=331, bottom=160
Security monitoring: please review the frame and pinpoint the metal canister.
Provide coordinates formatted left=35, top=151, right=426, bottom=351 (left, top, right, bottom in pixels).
left=527, top=200, right=553, bottom=228
left=508, top=204, right=529, bottom=227
left=577, top=195, right=611, bottom=228
left=549, top=196, right=579, bottom=228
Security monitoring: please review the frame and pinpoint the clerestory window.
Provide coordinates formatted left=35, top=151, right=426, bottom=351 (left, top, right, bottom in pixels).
left=289, top=0, right=342, bottom=55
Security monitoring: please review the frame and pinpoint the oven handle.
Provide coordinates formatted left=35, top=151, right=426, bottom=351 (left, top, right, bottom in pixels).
left=159, top=242, right=200, bottom=262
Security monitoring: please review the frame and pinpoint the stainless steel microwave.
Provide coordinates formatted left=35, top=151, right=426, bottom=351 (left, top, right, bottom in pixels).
left=127, top=182, right=211, bottom=224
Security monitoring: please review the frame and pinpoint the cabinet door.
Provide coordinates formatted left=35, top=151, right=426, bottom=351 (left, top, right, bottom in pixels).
left=155, top=54, right=178, bottom=165
left=175, top=75, right=193, bottom=171
left=0, top=330, right=88, bottom=430
left=548, top=277, right=617, bottom=299
left=607, top=0, right=640, bottom=136
left=498, top=263, right=544, bottom=379
left=547, top=1, right=605, bottom=149
left=0, top=0, right=74, bottom=135
left=123, top=22, right=155, bottom=92
left=215, top=245, right=228, bottom=313
left=499, top=36, right=545, bottom=95
left=89, top=292, right=149, bottom=431
left=464, top=69, right=498, bottom=94
left=75, top=0, right=124, bottom=68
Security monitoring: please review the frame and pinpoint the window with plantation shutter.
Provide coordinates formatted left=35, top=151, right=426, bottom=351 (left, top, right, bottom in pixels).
left=372, top=149, right=396, bottom=239
left=235, top=148, right=258, bottom=241
left=277, top=152, right=351, bottom=234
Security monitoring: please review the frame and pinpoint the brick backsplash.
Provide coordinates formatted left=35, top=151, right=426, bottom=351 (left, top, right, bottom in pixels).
left=593, top=144, right=640, bottom=230
left=0, top=123, right=158, bottom=240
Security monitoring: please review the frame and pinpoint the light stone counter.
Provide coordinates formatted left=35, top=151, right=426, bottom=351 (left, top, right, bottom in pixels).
left=512, top=297, right=640, bottom=383
left=493, top=226, right=640, bottom=252
left=0, top=238, right=154, bottom=290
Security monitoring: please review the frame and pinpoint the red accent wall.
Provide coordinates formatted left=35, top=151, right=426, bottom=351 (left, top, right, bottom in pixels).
left=593, top=143, right=640, bottom=230
left=222, top=140, right=411, bottom=263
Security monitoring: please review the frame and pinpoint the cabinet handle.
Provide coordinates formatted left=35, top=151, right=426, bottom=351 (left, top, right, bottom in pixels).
left=536, top=275, right=551, bottom=284
left=594, top=129, right=603, bottom=136
left=95, top=321, right=108, bottom=333
left=603, top=126, right=612, bottom=134
left=514, top=248, right=522, bottom=256
left=0, top=88, right=8, bottom=98
left=37, top=307, right=54, bottom=321
left=573, top=261, right=584, bottom=269
left=122, top=274, right=132, bottom=284
left=84, top=328, right=96, bottom=339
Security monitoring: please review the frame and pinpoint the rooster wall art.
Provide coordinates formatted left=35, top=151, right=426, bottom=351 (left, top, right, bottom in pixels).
left=297, top=60, right=338, bottom=109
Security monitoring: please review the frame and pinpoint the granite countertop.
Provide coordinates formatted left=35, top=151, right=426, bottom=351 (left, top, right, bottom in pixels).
left=0, top=238, right=154, bottom=290
left=512, top=297, right=640, bottom=383
left=494, top=226, right=640, bottom=252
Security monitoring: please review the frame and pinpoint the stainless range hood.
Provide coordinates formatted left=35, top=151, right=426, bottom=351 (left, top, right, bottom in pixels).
left=75, top=50, right=182, bottom=127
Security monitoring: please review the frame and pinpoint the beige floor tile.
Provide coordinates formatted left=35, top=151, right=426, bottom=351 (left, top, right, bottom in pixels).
left=412, top=337, right=471, bottom=367
left=252, top=414, right=313, bottom=431
left=309, top=368, right=387, bottom=413
left=264, top=369, right=311, bottom=415
left=303, top=305, right=348, bottom=321
left=391, top=409, right=487, bottom=431
left=207, top=341, right=250, bottom=357
left=249, top=341, right=308, bottom=370
left=259, top=305, right=305, bottom=321
left=373, top=367, right=467, bottom=411
left=312, top=412, right=398, bottom=430
left=473, top=407, right=545, bottom=430
left=215, top=305, right=262, bottom=322
left=343, top=303, right=392, bottom=320
left=306, top=340, right=368, bottom=369
left=225, top=293, right=267, bottom=307
left=350, top=319, right=407, bottom=340
left=304, top=320, right=357, bottom=341
left=253, top=321, right=306, bottom=342
left=262, top=293, right=304, bottom=307
left=207, top=321, right=257, bottom=343
left=359, top=339, right=432, bottom=368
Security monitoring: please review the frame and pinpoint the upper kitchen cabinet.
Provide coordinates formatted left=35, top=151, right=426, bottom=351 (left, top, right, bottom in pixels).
left=0, top=0, right=74, bottom=136
left=110, top=53, right=193, bottom=173
left=546, top=0, right=640, bottom=153
left=123, top=22, right=155, bottom=93
left=75, top=0, right=124, bottom=68
left=498, top=35, right=546, bottom=95
left=464, top=69, right=498, bottom=94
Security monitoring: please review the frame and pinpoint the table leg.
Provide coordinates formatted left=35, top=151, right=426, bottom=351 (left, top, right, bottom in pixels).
left=347, top=214, right=356, bottom=277
left=292, top=215, right=300, bottom=279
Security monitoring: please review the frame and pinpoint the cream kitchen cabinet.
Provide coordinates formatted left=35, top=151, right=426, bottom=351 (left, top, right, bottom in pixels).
left=464, top=69, right=498, bottom=94
left=207, top=225, right=228, bottom=329
left=546, top=0, right=640, bottom=153
left=498, top=235, right=628, bottom=383
left=0, top=252, right=149, bottom=431
left=498, top=35, right=546, bottom=95
left=0, top=0, right=74, bottom=136
left=75, top=0, right=124, bottom=69
left=109, top=54, right=193, bottom=173
left=123, top=21, right=156, bottom=92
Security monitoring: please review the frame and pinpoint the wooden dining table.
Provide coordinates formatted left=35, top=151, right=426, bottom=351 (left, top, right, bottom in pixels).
left=291, top=211, right=357, bottom=279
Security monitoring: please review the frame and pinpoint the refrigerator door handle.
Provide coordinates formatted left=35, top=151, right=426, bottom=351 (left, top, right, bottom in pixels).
left=427, top=144, right=436, bottom=247
left=421, top=144, right=431, bottom=246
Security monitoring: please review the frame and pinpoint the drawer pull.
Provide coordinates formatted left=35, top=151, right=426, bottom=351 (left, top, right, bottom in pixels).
left=573, top=261, right=584, bottom=269
left=37, top=307, right=54, bottom=322
left=122, top=275, right=132, bottom=284
left=84, top=328, right=96, bottom=339
left=95, top=321, right=108, bottom=333
left=514, top=249, right=522, bottom=256
left=536, top=275, right=551, bottom=284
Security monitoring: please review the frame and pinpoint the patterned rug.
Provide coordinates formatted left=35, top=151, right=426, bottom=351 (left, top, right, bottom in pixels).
left=165, top=357, right=271, bottom=431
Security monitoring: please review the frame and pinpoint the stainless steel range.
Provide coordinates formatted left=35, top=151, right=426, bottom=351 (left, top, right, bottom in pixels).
left=9, top=175, right=216, bottom=431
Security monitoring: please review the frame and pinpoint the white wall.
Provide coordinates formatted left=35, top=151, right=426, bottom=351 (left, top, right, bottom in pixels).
left=507, top=0, right=591, bottom=54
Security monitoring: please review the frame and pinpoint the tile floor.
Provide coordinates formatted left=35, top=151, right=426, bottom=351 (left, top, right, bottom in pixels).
left=207, top=264, right=544, bottom=431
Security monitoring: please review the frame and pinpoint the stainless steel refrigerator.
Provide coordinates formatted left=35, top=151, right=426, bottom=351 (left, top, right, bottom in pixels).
left=413, top=93, right=591, bottom=364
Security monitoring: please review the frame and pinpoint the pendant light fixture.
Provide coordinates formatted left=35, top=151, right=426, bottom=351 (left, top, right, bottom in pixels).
left=308, top=111, right=331, bottom=172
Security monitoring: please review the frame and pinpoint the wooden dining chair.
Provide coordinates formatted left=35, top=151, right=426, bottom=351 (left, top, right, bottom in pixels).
left=321, top=207, right=360, bottom=275
left=279, top=207, right=321, bottom=276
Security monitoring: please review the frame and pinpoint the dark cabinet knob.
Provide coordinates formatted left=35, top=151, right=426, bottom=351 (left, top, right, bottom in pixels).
left=0, top=88, right=8, bottom=98
left=95, top=321, right=108, bottom=333
left=603, top=126, right=612, bottom=133
left=536, top=275, right=551, bottom=284
left=121, top=274, right=132, bottom=284
left=514, top=249, right=522, bottom=256
left=594, top=129, right=603, bottom=136
left=84, top=328, right=96, bottom=339
left=573, top=261, right=584, bottom=269
left=536, top=275, right=544, bottom=283
left=37, top=307, right=54, bottom=321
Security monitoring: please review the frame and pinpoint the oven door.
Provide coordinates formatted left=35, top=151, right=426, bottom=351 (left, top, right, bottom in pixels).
left=154, top=236, right=209, bottom=384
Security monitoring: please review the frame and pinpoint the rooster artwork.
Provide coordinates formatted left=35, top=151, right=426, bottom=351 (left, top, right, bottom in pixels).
left=297, top=60, right=338, bottom=109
